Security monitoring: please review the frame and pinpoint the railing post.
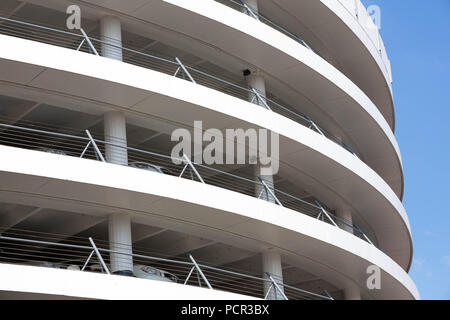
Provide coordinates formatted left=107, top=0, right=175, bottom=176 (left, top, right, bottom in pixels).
left=0, top=233, right=331, bottom=300
left=173, top=67, right=181, bottom=77
left=85, top=130, right=106, bottom=162
left=258, top=176, right=282, bottom=206
left=79, top=140, right=92, bottom=159
left=76, top=38, right=86, bottom=51
left=189, top=254, right=213, bottom=290
left=79, top=28, right=99, bottom=56
left=264, top=283, right=274, bottom=299
left=89, top=237, right=110, bottom=275
left=265, top=272, right=288, bottom=300
left=183, top=266, right=196, bottom=285
left=81, top=250, right=95, bottom=271
left=181, top=154, right=205, bottom=184
left=323, top=289, right=334, bottom=300
left=314, top=201, right=339, bottom=228
left=316, top=210, right=322, bottom=220
left=306, top=116, right=325, bottom=136
left=354, top=224, right=374, bottom=246
left=250, top=87, right=271, bottom=110
left=240, top=2, right=259, bottom=20
left=175, top=57, right=196, bottom=84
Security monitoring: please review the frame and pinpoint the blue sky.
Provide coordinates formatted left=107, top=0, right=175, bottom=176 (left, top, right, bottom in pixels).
left=361, top=0, right=450, bottom=299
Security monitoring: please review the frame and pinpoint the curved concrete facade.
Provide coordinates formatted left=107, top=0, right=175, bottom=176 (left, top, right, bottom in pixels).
left=0, top=0, right=416, bottom=300
left=11, top=0, right=404, bottom=197
left=0, top=264, right=256, bottom=300
left=268, top=0, right=394, bottom=127
left=0, top=35, right=411, bottom=269
left=0, top=146, right=418, bottom=299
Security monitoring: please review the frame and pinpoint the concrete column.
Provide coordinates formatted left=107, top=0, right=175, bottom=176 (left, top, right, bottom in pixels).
left=343, top=284, right=361, bottom=300
left=245, top=71, right=266, bottom=106
left=247, top=70, right=282, bottom=298
left=100, top=16, right=133, bottom=275
left=104, top=111, right=128, bottom=165
left=108, top=213, right=133, bottom=274
left=104, top=112, right=133, bottom=274
left=100, top=16, right=123, bottom=61
left=335, top=207, right=354, bottom=234
left=244, top=70, right=275, bottom=203
left=262, top=249, right=284, bottom=300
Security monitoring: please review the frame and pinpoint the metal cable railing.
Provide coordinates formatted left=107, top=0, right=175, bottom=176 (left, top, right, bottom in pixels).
left=0, top=120, right=379, bottom=248
left=215, top=0, right=314, bottom=50
left=0, top=228, right=332, bottom=300
left=0, top=15, right=361, bottom=160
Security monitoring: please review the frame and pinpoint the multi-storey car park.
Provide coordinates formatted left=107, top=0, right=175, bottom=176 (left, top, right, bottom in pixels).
left=0, top=0, right=418, bottom=300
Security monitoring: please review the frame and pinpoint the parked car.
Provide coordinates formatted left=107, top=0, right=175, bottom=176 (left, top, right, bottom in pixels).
left=133, top=264, right=178, bottom=283
left=36, top=147, right=67, bottom=156
left=23, top=261, right=79, bottom=270
left=88, top=263, right=107, bottom=273
left=129, top=161, right=167, bottom=174
left=89, top=263, right=178, bottom=283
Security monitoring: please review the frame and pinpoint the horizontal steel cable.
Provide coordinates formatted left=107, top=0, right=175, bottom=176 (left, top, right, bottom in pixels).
left=0, top=15, right=360, bottom=159
left=0, top=233, right=331, bottom=300
left=0, top=121, right=378, bottom=246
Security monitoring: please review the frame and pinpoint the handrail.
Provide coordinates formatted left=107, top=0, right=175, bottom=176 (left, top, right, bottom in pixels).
left=216, top=0, right=313, bottom=50
left=0, top=121, right=379, bottom=248
left=0, top=232, right=332, bottom=300
left=0, top=15, right=361, bottom=159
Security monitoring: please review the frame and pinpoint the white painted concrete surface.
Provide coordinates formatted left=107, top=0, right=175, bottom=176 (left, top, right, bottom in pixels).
left=0, top=263, right=257, bottom=300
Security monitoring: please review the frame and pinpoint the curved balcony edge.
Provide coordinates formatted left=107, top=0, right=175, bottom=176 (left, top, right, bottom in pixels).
left=143, top=0, right=404, bottom=197
left=0, top=32, right=404, bottom=200
left=0, top=35, right=412, bottom=270
left=0, top=263, right=258, bottom=300
left=11, top=0, right=398, bottom=161
left=0, top=146, right=419, bottom=299
left=215, top=0, right=395, bottom=129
